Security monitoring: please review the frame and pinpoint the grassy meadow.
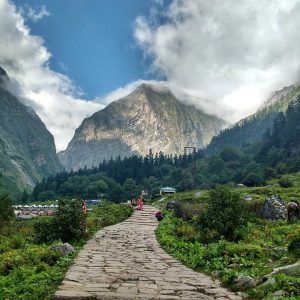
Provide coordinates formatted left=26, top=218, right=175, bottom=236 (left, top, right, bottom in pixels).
left=0, top=203, right=133, bottom=300
left=155, top=173, right=300, bottom=299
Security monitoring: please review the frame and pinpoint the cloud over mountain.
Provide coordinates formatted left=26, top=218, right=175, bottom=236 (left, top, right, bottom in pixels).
left=0, top=0, right=103, bottom=151
left=135, top=0, right=300, bottom=122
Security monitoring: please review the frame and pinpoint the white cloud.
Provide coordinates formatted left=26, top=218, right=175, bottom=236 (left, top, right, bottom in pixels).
left=96, top=79, right=168, bottom=105
left=135, top=0, right=300, bottom=123
left=19, top=4, right=50, bottom=22
left=0, top=0, right=103, bottom=151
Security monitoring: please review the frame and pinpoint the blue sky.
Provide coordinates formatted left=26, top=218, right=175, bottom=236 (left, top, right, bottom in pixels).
left=12, top=0, right=160, bottom=99
left=2, top=0, right=299, bottom=150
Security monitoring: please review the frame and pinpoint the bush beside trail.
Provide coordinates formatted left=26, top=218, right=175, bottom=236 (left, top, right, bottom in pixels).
left=34, top=199, right=87, bottom=244
left=198, top=186, right=248, bottom=242
left=0, top=194, right=14, bottom=228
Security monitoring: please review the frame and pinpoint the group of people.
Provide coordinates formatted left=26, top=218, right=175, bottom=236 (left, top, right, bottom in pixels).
left=131, top=195, right=144, bottom=211
left=131, top=195, right=164, bottom=221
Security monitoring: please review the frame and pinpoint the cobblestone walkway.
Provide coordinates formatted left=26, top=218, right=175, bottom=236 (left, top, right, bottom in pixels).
left=55, top=205, right=243, bottom=300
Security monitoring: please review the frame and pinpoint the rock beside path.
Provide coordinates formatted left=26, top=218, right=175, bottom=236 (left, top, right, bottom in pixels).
left=261, top=195, right=287, bottom=220
left=50, top=243, right=75, bottom=256
left=55, top=205, right=243, bottom=300
left=270, top=262, right=300, bottom=277
left=234, top=275, right=257, bottom=289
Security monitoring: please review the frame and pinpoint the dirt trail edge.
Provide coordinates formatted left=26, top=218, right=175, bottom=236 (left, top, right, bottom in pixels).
left=55, top=205, right=243, bottom=300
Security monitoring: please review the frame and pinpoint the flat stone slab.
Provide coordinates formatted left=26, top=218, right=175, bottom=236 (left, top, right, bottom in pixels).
left=55, top=205, right=243, bottom=300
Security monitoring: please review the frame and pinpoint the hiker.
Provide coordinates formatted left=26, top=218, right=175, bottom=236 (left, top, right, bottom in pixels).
left=131, top=198, right=137, bottom=206
left=155, top=210, right=164, bottom=221
left=82, top=201, right=87, bottom=214
left=137, top=196, right=144, bottom=211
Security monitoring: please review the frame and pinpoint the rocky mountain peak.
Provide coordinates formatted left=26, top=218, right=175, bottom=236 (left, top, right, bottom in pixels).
left=59, top=84, right=226, bottom=171
left=259, top=83, right=300, bottom=111
left=135, top=83, right=170, bottom=94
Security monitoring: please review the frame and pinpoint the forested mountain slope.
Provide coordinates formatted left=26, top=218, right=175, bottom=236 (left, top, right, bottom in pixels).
left=207, top=84, right=300, bottom=154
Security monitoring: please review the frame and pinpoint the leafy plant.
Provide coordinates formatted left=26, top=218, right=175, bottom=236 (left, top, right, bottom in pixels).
left=198, top=186, right=248, bottom=241
left=34, top=199, right=87, bottom=243
left=288, top=229, right=300, bottom=258
left=0, top=194, right=14, bottom=228
left=278, top=176, right=294, bottom=188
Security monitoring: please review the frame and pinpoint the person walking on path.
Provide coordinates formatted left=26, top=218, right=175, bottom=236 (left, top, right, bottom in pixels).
left=137, top=195, right=144, bottom=211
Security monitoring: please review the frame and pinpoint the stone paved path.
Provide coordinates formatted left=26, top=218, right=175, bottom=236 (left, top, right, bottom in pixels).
left=55, top=205, right=243, bottom=300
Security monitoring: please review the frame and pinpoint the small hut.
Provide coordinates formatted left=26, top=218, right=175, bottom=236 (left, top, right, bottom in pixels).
left=160, top=187, right=176, bottom=195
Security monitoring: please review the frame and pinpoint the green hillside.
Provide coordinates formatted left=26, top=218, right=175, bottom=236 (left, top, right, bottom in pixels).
left=207, top=85, right=300, bottom=155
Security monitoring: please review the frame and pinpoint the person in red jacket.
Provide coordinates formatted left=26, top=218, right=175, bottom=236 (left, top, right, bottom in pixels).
left=155, top=210, right=164, bottom=221
left=137, top=196, right=144, bottom=211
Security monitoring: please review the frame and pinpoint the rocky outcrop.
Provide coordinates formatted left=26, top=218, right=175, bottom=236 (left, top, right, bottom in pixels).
left=0, top=66, right=62, bottom=198
left=261, top=195, right=287, bottom=220
left=59, top=84, right=226, bottom=171
left=270, top=262, right=300, bottom=277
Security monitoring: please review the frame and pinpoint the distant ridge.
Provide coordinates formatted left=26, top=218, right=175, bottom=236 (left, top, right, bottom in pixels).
left=206, top=83, right=300, bottom=154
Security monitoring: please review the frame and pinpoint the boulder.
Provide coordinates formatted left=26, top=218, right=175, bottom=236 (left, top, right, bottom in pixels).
left=269, top=290, right=286, bottom=300
left=270, top=262, right=300, bottom=277
left=50, top=243, right=75, bottom=256
left=234, top=275, right=257, bottom=289
left=261, top=195, right=287, bottom=220
left=260, top=277, right=276, bottom=287
left=236, top=292, right=249, bottom=299
left=195, top=192, right=202, bottom=198
left=166, top=201, right=178, bottom=210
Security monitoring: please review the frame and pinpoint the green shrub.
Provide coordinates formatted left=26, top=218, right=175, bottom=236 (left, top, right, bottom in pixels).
left=242, top=173, right=266, bottom=187
left=175, top=220, right=199, bottom=242
left=174, top=202, right=205, bottom=221
left=0, top=194, right=14, bottom=228
left=274, top=274, right=300, bottom=296
left=198, top=228, right=220, bottom=243
left=0, top=246, right=61, bottom=276
left=54, top=199, right=87, bottom=242
left=288, top=234, right=300, bottom=258
left=225, top=243, right=263, bottom=259
left=34, top=218, right=57, bottom=244
left=199, top=186, right=248, bottom=241
left=10, top=234, right=25, bottom=249
left=34, top=199, right=87, bottom=243
left=278, top=177, right=294, bottom=188
left=92, top=204, right=133, bottom=228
